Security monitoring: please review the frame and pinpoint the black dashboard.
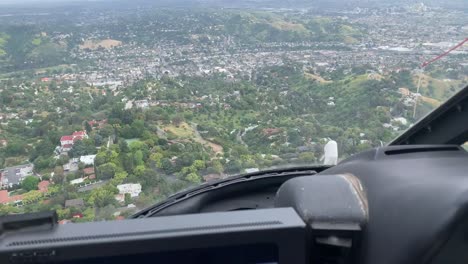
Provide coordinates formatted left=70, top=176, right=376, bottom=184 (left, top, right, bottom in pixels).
left=1, top=145, right=468, bottom=264
left=142, top=144, right=468, bottom=264
left=323, top=145, right=468, bottom=264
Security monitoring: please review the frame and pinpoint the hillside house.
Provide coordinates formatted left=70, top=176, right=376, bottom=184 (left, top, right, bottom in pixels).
left=117, top=183, right=142, bottom=198
left=0, top=164, right=35, bottom=189
left=80, top=155, right=96, bottom=166
left=87, top=119, right=107, bottom=130
left=0, top=190, right=23, bottom=205
left=60, top=131, right=88, bottom=149
left=37, top=180, right=50, bottom=193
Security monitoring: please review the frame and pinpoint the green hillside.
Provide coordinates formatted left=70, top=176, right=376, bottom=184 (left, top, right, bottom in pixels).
left=305, top=17, right=364, bottom=43
left=224, top=12, right=365, bottom=43
left=0, top=27, right=67, bottom=73
left=0, top=33, right=9, bottom=57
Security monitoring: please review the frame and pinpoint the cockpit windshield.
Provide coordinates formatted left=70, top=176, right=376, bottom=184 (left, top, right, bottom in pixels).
left=0, top=0, right=466, bottom=222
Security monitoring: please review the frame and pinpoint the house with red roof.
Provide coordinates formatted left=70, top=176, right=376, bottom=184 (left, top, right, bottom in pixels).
left=0, top=190, right=8, bottom=204
left=60, top=135, right=74, bottom=146
left=87, top=119, right=107, bottom=130
left=38, top=180, right=50, bottom=193
left=262, top=128, right=282, bottom=136
left=83, top=167, right=95, bottom=176
left=72, top=131, right=87, bottom=141
left=60, top=130, right=88, bottom=151
left=8, top=194, right=23, bottom=204
left=0, top=190, right=24, bottom=205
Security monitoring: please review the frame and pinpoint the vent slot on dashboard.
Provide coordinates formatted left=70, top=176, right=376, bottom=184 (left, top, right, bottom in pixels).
left=384, top=146, right=459, bottom=155
left=6, top=221, right=282, bottom=247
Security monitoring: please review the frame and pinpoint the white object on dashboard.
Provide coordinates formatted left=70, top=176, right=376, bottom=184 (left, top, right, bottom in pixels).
left=324, top=140, right=338, bottom=166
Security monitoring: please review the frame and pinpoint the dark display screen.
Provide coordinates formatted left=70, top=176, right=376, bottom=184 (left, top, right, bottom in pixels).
left=60, top=243, right=278, bottom=264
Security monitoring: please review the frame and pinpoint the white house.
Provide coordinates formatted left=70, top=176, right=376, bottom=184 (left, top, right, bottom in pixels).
left=18, top=164, right=33, bottom=177
left=117, top=183, right=142, bottom=197
left=70, top=178, right=84, bottom=185
left=135, top=100, right=149, bottom=109
left=80, top=155, right=96, bottom=165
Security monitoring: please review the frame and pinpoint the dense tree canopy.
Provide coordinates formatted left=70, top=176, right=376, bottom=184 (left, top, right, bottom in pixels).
left=21, top=176, right=40, bottom=191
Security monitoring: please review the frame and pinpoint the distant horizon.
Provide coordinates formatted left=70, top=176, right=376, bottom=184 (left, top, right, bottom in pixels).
left=0, top=0, right=467, bottom=10
left=0, top=0, right=463, bottom=4
left=0, top=0, right=109, bottom=5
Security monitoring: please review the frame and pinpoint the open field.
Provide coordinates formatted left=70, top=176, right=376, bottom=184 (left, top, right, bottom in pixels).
left=125, top=138, right=142, bottom=144
left=79, top=39, right=122, bottom=50
left=304, top=72, right=332, bottom=83
left=413, top=73, right=464, bottom=100
left=163, top=122, right=195, bottom=138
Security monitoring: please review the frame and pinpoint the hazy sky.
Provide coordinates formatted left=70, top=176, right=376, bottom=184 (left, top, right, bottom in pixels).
left=0, top=0, right=466, bottom=8
left=0, top=0, right=107, bottom=4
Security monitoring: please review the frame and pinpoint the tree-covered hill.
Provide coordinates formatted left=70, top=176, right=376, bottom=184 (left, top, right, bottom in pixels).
left=224, top=12, right=365, bottom=43
left=0, top=26, right=67, bottom=73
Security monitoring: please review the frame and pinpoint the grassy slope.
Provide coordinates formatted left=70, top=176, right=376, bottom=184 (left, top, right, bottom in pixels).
left=413, top=73, right=464, bottom=101
left=304, top=72, right=333, bottom=83
left=163, top=122, right=195, bottom=138
left=0, top=33, right=9, bottom=56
